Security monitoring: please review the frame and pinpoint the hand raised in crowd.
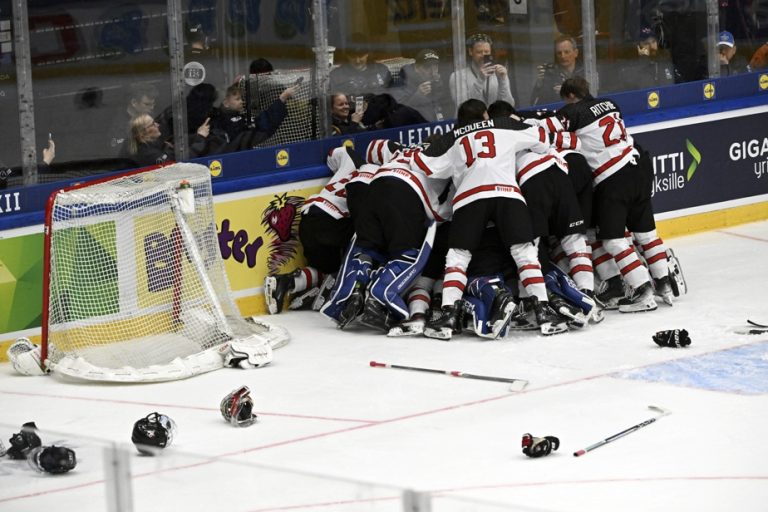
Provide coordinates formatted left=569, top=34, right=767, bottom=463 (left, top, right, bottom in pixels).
left=417, top=81, right=433, bottom=96
left=279, top=84, right=301, bottom=103
left=197, top=117, right=211, bottom=138
left=350, top=102, right=366, bottom=125
left=481, top=61, right=496, bottom=77
left=42, top=139, right=56, bottom=165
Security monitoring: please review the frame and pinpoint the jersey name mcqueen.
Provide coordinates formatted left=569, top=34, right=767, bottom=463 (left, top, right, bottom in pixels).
left=453, top=119, right=496, bottom=137
left=589, top=101, right=618, bottom=117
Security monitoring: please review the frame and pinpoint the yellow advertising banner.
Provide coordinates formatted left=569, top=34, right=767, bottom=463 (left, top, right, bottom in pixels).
left=215, top=183, right=323, bottom=315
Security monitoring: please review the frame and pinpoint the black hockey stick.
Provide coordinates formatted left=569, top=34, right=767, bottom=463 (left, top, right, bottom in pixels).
left=748, top=320, right=768, bottom=328
left=573, top=405, right=670, bottom=457
left=369, top=361, right=528, bottom=391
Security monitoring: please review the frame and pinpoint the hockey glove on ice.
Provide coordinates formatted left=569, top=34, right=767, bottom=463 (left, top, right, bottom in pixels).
left=522, top=433, right=560, bottom=458
left=6, top=422, right=41, bottom=460
left=652, top=329, right=691, bottom=348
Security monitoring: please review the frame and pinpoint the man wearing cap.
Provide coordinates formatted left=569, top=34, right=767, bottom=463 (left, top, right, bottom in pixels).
left=530, top=35, right=584, bottom=106
left=717, top=30, right=750, bottom=77
left=329, top=37, right=393, bottom=98
left=608, top=27, right=677, bottom=92
left=397, top=49, right=450, bottom=122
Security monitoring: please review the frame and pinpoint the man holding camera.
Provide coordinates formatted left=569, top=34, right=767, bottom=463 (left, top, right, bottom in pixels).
left=449, top=33, right=514, bottom=108
left=397, top=49, right=451, bottom=122
left=530, top=35, right=583, bottom=106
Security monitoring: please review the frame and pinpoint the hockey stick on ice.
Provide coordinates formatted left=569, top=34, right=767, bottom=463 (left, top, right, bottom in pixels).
left=573, top=405, right=670, bottom=457
left=369, top=361, right=528, bottom=391
left=748, top=320, right=768, bottom=328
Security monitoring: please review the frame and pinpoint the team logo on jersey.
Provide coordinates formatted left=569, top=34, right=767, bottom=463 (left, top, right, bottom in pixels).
left=261, top=192, right=304, bottom=275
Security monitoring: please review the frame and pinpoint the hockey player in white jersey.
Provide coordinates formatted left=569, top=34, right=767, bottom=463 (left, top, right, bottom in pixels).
left=264, top=146, right=371, bottom=313
left=414, top=99, right=567, bottom=338
left=556, top=77, right=674, bottom=312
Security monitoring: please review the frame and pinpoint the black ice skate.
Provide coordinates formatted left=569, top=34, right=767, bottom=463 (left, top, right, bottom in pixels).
left=360, top=298, right=395, bottom=332
left=532, top=297, right=568, bottom=335
left=310, top=274, right=337, bottom=311
left=264, top=271, right=297, bottom=314
left=424, top=301, right=463, bottom=340
left=337, top=285, right=365, bottom=329
left=618, top=281, right=658, bottom=313
left=488, top=291, right=518, bottom=339
left=547, top=291, right=587, bottom=328
left=595, top=275, right=624, bottom=310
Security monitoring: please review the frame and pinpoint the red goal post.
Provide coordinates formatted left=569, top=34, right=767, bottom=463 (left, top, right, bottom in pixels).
left=41, top=162, right=288, bottom=382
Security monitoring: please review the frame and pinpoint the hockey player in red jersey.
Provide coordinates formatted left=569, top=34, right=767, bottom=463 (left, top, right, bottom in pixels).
left=556, top=77, right=674, bottom=312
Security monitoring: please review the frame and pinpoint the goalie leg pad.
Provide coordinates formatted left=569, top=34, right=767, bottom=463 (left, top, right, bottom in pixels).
left=369, top=221, right=436, bottom=320
left=321, top=247, right=375, bottom=323
left=7, top=338, right=46, bottom=376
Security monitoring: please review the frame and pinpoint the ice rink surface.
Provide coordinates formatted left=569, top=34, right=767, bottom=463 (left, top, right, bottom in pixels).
left=1, top=219, right=768, bottom=512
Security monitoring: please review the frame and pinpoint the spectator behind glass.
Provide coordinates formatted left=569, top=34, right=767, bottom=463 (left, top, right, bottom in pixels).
left=606, top=27, right=676, bottom=92
left=0, top=139, right=55, bottom=190
left=249, top=58, right=274, bottom=75
left=717, top=31, right=750, bottom=76
left=121, top=113, right=212, bottom=167
left=329, top=36, right=393, bottom=98
left=330, top=92, right=367, bottom=135
left=185, top=23, right=226, bottom=95
left=208, top=82, right=298, bottom=152
left=749, top=41, right=768, bottom=71
left=396, top=49, right=450, bottom=122
left=449, top=33, right=514, bottom=108
left=106, top=83, right=158, bottom=156
left=530, top=35, right=583, bottom=106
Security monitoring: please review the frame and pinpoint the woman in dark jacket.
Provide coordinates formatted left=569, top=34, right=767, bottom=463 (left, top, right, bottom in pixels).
left=330, top=92, right=367, bottom=135
left=121, top=114, right=211, bottom=167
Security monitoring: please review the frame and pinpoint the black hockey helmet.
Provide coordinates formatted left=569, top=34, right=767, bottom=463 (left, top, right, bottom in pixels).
left=131, top=412, right=177, bottom=455
left=28, top=445, right=77, bottom=474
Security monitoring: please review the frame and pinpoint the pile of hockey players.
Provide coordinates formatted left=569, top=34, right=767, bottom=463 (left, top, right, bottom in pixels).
left=264, top=77, right=686, bottom=340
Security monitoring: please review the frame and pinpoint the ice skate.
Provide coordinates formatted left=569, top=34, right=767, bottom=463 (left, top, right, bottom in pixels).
left=488, top=291, right=518, bottom=339
left=264, top=272, right=296, bottom=314
left=618, top=282, right=657, bottom=313
left=424, top=301, right=463, bottom=340
left=532, top=297, right=568, bottom=335
left=311, top=274, right=336, bottom=311
left=337, top=285, right=365, bottom=329
left=595, top=275, right=624, bottom=310
left=360, top=298, right=395, bottom=332
left=387, top=313, right=426, bottom=337
left=653, top=275, right=674, bottom=306
left=547, top=291, right=587, bottom=328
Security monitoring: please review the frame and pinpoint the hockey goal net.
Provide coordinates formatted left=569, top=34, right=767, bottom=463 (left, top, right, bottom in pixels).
left=42, top=162, right=288, bottom=382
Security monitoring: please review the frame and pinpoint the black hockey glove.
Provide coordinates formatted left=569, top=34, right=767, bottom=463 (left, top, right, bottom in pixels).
left=652, top=329, right=691, bottom=348
left=522, top=433, right=560, bottom=458
left=6, top=421, right=41, bottom=460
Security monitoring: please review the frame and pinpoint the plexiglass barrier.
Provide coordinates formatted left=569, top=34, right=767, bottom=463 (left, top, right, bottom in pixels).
left=1, top=0, right=764, bottom=191
left=0, top=422, right=546, bottom=512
